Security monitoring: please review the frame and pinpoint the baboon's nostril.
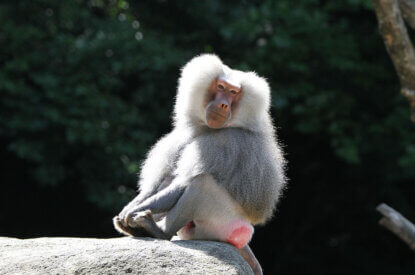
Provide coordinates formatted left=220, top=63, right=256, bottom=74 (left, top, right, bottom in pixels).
left=218, top=103, right=229, bottom=111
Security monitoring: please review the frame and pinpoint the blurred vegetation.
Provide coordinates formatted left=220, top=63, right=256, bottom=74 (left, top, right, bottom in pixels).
left=1, top=0, right=415, bottom=274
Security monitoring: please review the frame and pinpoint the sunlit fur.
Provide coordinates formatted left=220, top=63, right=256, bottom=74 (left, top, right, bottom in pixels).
left=174, top=54, right=271, bottom=133
left=136, top=54, right=286, bottom=226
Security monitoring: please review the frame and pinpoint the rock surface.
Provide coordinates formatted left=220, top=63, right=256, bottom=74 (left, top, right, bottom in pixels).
left=0, top=237, right=253, bottom=274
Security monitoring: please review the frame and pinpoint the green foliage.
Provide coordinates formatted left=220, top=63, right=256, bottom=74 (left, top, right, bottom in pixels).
left=1, top=0, right=414, bottom=214
left=2, top=0, right=415, bottom=273
left=0, top=0, right=186, bottom=209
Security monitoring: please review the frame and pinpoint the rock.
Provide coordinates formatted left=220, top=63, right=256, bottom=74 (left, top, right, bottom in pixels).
left=0, top=237, right=253, bottom=274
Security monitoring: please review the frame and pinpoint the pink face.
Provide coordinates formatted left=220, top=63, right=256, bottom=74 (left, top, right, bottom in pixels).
left=204, top=78, right=243, bottom=129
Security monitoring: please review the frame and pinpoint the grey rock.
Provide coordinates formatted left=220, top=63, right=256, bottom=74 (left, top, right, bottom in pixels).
left=0, top=237, right=253, bottom=274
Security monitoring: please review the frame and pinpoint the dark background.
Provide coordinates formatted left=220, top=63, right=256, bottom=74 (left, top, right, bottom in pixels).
left=1, top=0, right=415, bottom=274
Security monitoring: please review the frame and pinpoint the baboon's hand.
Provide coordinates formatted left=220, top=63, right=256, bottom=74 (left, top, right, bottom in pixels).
left=113, top=209, right=153, bottom=237
left=113, top=210, right=164, bottom=238
left=117, top=203, right=143, bottom=228
left=113, top=198, right=147, bottom=236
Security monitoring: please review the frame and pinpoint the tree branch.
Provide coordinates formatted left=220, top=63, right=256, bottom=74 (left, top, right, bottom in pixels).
left=372, top=0, right=415, bottom=122
left=399, top=0, right=415, bottom=30
left=376, top=203, right=415, bottom=251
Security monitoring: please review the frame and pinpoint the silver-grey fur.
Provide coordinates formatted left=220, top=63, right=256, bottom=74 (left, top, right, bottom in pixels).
left=114, top=54, right=286, bottom=275
left=115, top=53, right=286, bottom=233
